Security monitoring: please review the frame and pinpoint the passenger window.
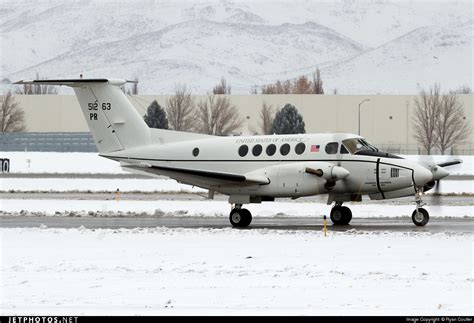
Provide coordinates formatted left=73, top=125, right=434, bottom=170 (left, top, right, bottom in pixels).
left=340, top=145, right=349, bottom=154
left=325, top=142, right=338, bottom=154
left=192, top=147, right=199, bottom=157
left=252, top=144, right=262, bottom=156
left=266, top=144, right=276, bottom=156
left=238, top=145, right=249, bottom=157
left=295, top=142, right=306, bottom=155
left=280, top=143, right=290, bottom=156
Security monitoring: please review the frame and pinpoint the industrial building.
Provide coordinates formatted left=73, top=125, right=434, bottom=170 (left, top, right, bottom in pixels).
left=4, top=94, right=473, bottom=154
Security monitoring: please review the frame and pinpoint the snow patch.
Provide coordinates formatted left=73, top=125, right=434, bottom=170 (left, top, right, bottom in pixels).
left=1, top=227, right=471, bottom=315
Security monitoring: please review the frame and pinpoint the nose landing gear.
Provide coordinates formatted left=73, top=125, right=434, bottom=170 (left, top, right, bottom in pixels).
left=412, top=188, right=429, bottom=226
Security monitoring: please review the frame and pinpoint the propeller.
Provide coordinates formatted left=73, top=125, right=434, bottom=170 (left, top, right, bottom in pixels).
left=422, top=158, right=462, bottom=204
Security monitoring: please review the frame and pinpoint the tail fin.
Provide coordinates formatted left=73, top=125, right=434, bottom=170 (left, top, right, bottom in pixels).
left=15, top=78, right=151, bottom=153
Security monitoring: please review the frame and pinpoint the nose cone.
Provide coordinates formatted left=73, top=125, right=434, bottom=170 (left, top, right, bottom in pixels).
left=432, top=166, right=449, bottom=180
left=414, top=166, right=433, bottom=186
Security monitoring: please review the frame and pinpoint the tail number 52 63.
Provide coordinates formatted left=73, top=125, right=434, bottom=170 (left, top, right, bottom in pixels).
left=87, top=102, right=111, bottom=110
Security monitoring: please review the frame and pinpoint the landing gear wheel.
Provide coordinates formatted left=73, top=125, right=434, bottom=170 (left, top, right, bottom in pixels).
left=330, top=206, right=352, bottom=225
left=230, top=208, right=252, bottom=228
left=412, top=208, right=429, bottom=226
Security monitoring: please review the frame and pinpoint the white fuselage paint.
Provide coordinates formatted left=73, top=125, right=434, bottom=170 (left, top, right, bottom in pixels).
left=102, top=133, right=432, bottom=202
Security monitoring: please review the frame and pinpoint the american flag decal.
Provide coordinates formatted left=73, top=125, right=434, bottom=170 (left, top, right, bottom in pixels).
left=310, top=144, right=320, bottom=152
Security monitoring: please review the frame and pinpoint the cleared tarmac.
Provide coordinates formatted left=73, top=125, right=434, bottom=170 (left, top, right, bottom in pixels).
left=1, top=216, right=472, bottom=233
left=2, top=191, right=473, bottom=205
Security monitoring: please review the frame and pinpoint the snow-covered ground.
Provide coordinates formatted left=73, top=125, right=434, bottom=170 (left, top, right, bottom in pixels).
left=1, top=227, right=471, bottom=315
left=1, top=177, right=472, bottom=195
left=2, top=152, right=473, bottom=175
left=1, top=152, right=125, bottom=174
left=1, top=198, right=472, bottom=218
left=0, top=178, right=207, bottom=193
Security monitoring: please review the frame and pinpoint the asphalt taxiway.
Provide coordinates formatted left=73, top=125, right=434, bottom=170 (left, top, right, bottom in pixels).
left=1, top=216, right=472, bottom=233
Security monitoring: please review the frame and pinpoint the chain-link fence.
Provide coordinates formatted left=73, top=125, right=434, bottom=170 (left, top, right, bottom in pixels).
left=0, top=132, right=473, bottom=155
left=0, top=132, right=97, bottom=152
left=376, top=143, right=474, bottom=155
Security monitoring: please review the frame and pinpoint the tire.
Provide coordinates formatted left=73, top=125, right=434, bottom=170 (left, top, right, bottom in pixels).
left=331, top=206, right=352, bottom=225
left=229, top=208, right=252, bottom=228
left=1, top=159, right=9, bottom=173
left=412, top=208, right=429, bottom=226
left=340, top=206, right=352, bottom=225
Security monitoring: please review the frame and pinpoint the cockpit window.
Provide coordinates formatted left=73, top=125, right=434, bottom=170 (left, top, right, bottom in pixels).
left=340, top=145, right=349, bottom=154
left=342, top=138, right=379, bottom=154
left=325, top=142, right=339, bottom=154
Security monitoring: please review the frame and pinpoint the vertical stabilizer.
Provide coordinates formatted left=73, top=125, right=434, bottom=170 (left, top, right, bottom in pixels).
left=15, top=79, right=151, bottom=153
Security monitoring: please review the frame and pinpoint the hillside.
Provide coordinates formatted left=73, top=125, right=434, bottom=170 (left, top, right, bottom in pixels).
left=1, top=0, right=472, bottom=94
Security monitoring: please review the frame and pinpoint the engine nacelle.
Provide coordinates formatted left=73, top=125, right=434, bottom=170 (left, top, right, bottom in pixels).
left=245, top=162, right=349, bottom=198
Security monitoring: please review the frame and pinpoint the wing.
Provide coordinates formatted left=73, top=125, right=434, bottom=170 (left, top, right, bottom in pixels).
left=122, top=164, right=270, bottom=188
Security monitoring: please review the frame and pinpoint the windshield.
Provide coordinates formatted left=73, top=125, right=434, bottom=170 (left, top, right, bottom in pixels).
left=341, top=138, right=379, bottom=154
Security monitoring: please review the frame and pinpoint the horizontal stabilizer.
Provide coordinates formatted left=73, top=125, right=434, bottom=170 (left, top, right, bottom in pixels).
left=14, top=79, right=137, bottom=87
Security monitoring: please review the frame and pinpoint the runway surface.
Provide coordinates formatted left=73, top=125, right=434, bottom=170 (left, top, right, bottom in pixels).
left=1, top=216, right=472, bottom=233
left=2, top=191, right=473, bottom=205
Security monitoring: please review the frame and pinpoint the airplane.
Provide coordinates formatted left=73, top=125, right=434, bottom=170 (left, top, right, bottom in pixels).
left=15, top=78, right=461, bottom=227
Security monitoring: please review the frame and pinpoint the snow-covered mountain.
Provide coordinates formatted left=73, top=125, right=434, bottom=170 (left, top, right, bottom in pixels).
left=1, top=0, right=472, bottom=94
left=322, top=19, right=474, bottom=94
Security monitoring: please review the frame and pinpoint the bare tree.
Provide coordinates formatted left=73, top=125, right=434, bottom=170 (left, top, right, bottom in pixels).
left=166, top=84, right=196, bottom=132
left=449, top=85, right=472, bottom=94
left=259, top=102, right=275, bottom=135
left=196, top=95, right=242, bottom=135
left=435, top=93, right=470, bottom=154
left=250, top=85, right=259, bottom=94
left=1, top=91, right=26, bottom=132
left=293, top=75, right=312, bottom=94
left=261, top=84, right=277, bottom=94
left=16, top=72, right=58, bottom=95
left=261, top=79, right=292, bottom=94
left=312, top=68, right=324, bottom=94
left=261, top=69, right=324, bottom=94
left=412, top=84, right=441, bottom=154
left=213, top=77, right=231, bottom=94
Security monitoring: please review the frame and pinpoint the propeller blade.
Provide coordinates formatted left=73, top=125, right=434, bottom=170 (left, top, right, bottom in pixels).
left=432, top=179, right=441, bottom=205
left=437, top=159, right=463, bottom=168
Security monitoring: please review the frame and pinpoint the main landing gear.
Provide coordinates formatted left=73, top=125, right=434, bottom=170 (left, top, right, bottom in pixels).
left=330, top=202, right=352, bottom=225
left=229, top=204, right=252, bottom=228
left=412, top=188, right=429, bottom=226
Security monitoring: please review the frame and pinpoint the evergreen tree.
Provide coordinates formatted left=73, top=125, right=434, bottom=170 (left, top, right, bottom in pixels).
left=271, top=104, right=306, bottom=134
left=143, top=100, right=169, bottom=129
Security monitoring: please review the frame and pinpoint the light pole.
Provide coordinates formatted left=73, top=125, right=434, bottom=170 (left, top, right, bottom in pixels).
left=358, top=99, right=371, bottom=136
